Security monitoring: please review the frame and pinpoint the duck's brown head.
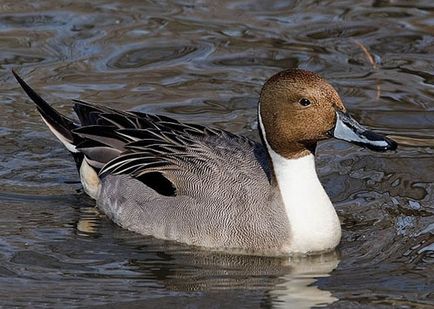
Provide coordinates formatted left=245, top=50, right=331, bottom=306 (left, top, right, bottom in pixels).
left=258, top=69, right=397, bottom=159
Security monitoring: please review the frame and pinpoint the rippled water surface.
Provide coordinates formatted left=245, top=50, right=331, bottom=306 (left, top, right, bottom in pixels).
left=0, top=0, right=433, bottom=308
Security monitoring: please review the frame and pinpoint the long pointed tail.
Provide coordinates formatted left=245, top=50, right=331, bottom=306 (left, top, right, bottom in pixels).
left=12, top=70, right=102, bottom=198
left=12, top=70, right=79, bottom=153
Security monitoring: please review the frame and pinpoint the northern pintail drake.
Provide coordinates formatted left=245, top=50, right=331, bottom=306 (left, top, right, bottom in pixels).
left=13, top=69, right=397, bottom=256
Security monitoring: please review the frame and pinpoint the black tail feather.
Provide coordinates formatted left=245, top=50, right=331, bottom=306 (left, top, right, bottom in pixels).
left=12, top=70, right=77, bottom=142
left=12, top=70, right=85, bottom=170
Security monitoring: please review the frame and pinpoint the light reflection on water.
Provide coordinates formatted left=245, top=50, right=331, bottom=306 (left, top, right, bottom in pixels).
left=0, top=0, right=433, bottom=308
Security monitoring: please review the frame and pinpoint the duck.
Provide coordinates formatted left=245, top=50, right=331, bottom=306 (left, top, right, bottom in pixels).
left=12, top=69, right=397, bottom=256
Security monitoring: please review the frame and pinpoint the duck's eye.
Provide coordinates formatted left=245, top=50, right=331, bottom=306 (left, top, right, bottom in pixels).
left=299, top=98, right=311, bottom=107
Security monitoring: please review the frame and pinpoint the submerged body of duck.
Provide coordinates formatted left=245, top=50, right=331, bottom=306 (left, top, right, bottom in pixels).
left=13, top=69, right=396, bottom=256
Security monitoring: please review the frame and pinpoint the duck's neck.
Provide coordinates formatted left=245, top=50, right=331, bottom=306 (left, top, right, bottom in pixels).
left=258, top=111, right=341, bottom=254
left=267, top=149, right=341, bottom=253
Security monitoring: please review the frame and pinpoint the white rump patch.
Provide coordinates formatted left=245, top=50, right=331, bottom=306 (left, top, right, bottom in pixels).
left=80, top=158, right=101, bottom=199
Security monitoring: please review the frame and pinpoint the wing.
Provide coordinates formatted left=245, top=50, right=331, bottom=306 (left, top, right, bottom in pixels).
left=72, top=100, right=271, bottom=197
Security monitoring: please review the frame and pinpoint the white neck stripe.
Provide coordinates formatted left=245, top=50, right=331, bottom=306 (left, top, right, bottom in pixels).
left=258, top=104, right=341, bottom=254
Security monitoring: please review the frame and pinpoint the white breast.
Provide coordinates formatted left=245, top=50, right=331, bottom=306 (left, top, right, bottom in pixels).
left=269, top=151, right=341, bottom=254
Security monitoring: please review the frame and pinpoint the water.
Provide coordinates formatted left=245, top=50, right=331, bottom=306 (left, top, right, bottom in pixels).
left=0, top=0, right=433, bottom=307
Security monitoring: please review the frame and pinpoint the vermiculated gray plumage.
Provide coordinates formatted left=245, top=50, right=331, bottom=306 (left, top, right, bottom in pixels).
left=74, top=104, right=292, bottom=253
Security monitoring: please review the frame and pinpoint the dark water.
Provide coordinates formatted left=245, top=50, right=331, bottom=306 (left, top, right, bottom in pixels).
left=0, top=0, right=433, bottom=308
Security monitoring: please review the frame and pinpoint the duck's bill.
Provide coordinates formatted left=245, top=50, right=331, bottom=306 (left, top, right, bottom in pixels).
left=330, top=110, right=397, bottom=151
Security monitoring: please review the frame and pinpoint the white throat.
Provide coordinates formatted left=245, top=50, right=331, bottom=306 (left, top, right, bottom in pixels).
left=258, top=107, right=341, bottom=254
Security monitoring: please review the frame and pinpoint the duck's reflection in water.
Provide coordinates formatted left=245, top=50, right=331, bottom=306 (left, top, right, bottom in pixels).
left=126, top=245, right=339, bottom=308
left=269, top=254, right=339, bottom=308
left=75, top=205, right=101, bottom=237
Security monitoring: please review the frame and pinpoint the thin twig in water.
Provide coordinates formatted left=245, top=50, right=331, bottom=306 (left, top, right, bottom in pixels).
left=353, top=39, right=381, bottom=98
left=353, top=39, right=377, bottom=69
